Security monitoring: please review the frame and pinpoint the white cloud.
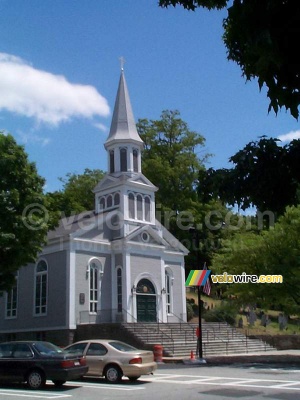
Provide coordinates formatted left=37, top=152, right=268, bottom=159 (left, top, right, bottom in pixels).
left=17, top=130, right=51, bottom=147
left=94, top=122, right=108, bottom=132
left=0, top=53, right=110, bottom=125
left=278, top=130, right=300, bottom=143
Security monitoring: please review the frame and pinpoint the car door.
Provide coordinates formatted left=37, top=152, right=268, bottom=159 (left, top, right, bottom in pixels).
left=11, top=343, right=34, bottom=379
left=85, top=342, right=108, bottom=376
left=65, top=342, right=88, bottom=357
left=0, top=343, right=14, bottom=380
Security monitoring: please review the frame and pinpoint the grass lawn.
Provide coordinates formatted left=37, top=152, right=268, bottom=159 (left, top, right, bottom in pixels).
left=186, top=288, right=300, bottom=335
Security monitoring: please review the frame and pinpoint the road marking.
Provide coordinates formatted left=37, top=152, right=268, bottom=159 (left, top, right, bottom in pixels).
left=66, top=382, right=145, bottom=391
left=144, top=373, right=300, bottom=391
left=0, top=389, right=71, bottom=399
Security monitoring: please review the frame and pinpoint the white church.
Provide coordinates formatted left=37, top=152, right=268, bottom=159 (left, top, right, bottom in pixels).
left=0, top=69, right=189, bottom=345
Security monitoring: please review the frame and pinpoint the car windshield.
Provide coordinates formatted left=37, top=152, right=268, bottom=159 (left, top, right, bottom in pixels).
left=33, top=341, right=64, bottom=355
left=109, top=341, right=138, bottom=352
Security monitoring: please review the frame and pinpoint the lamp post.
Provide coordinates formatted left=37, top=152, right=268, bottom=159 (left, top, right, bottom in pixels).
left=189, top=227, right=203, bottom=359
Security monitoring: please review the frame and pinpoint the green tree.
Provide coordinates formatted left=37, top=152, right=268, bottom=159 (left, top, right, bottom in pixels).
left=137, top=110, right=208, bottom=213
left=159, top=1, right=300, bottom=119
left=46, top=168, right=105, bottom=217
left=137, top=110, right=228, bottom=271
left=0, top=133, right=51, bottom=292
left=212, top=205, right=300, bottom=314
left=200, top=137, right=300, bottom=219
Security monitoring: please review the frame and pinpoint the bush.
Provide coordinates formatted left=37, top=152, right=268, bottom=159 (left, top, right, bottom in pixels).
left=187, top=302, right=194, bottom=321
left=203, top=302, right=238, bottom=326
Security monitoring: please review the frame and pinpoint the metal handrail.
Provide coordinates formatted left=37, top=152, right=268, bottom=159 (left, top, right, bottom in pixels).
left=120, top=309, right=175, bottom=354
left=77, top=308, right=262, bottom=355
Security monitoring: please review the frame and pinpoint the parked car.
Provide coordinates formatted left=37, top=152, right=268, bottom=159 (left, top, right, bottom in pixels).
left=0, top=340, right=88, bottom=389
left=64, top=339, right=157, bottom=383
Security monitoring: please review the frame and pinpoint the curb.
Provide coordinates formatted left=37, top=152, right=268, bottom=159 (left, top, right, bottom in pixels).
left=162, top=352, right=300, bottom=365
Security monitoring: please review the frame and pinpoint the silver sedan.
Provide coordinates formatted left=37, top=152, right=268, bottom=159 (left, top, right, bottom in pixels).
left=64, top=339, right=157, bottom=383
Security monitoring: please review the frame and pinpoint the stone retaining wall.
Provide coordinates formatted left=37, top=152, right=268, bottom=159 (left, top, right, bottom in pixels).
left=250, top=334, right=300, bottom=350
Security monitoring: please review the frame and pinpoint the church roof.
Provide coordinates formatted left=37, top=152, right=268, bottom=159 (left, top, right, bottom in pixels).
left=104, top=70, right=143, bottom=148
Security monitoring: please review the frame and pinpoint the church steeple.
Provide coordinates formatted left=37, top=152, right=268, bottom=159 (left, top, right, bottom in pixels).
left=105, top=70, right=143, bottom=148
left=104, top=68, right=143, bottom=174
left=94, top=65, right=157, bottom=224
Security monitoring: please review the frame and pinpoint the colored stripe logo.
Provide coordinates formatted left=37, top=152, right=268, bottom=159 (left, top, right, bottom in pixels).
left=185, top=270, right=211, bottom=287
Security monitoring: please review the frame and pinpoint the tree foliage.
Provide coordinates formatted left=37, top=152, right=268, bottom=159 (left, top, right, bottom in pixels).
left=137, top=109, right=207, bottom=213
left=211, top=205, right=300, bottom=314
left=137, top=110, right=229, bottom=270
left=46, top=168, right=105, bottom=217
left=0, top=133, right=52, bottom=293
left=199, top=137, right=300, bottom=217
left=159, top=0, right=300, bottom=119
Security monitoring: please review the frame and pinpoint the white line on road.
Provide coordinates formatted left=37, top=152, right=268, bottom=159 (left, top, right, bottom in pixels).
left=0, top=389, right=71, bottom=399
left=144, top=373, right=300, bottom=391
left=65, top=382, right=145, bottom=391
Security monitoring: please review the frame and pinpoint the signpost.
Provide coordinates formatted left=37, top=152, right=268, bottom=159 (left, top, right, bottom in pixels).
left=185, top=268, right=211, bottom=359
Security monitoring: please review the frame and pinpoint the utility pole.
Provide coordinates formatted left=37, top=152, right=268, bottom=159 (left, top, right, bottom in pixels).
left=189, top=227, right=203, bottom=359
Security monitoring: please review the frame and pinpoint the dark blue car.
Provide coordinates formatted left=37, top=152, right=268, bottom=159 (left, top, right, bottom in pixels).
left=0, top=341, right=88, bottom=389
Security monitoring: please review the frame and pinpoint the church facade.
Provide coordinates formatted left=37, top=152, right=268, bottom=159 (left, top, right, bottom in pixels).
left=0, top=70, right=188, bottom=345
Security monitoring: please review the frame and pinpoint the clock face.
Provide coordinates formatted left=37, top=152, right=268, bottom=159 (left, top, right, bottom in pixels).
left=141, top=232, right=150, bottom=242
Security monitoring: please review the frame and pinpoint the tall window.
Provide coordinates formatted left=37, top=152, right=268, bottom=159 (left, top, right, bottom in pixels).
left=114, top=192, right=120, bottom=206
left=128, top=193, right=135, bottom=219
left=145, top=196, right=151, bottom=221
left=90, top=264, right=98, bottom=313
left=107, top=194, right=113, bottom=208
left=137, top=194, right=143, bottom=220
left=165, top=271, right=172, bottom=314
left=109, top=150, right=115, bottom=173
left=35, top=260, right=48, bottom=315
left=89, top=259, right=103, bottom=314
left=6, top=274, right=18, bottom=318
left=117, top=268, right=122, bottom=312
left=99, top=197, right=105, bottom=211
left=133, top=149, right=138, bottom=172
left=120, top=148, right=127, bottom=171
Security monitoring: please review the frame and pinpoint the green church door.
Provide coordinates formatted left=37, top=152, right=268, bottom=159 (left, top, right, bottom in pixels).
left=136, top=279, right=157, bottom=322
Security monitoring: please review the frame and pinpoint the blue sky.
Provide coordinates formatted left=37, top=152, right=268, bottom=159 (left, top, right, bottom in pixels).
left=0, top=0, right=299, bottom=193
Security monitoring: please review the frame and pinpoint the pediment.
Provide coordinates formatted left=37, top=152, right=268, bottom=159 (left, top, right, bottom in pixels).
left=93, top=175, right=119, bottom=192
left=128, top=174, right=157, bottom=189
left=126, top=226, right=166, bottom=247
left=93, top=173, right=157, bottom=194
left=125, top=225, right=187, bottom=253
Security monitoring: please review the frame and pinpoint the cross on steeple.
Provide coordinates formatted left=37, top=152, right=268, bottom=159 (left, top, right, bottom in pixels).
left=119, top=56, right=126, bottom=71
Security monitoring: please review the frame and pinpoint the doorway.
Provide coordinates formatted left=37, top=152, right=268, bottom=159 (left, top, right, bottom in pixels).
left=136, top=279, right=157, bottom=322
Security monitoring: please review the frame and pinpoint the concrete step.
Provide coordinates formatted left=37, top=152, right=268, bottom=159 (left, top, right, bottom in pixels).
left=121, top=321, right=277, bottom=357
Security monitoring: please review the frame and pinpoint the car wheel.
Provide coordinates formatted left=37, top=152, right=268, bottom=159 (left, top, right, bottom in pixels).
left=52, top=380, right=66, bottom=387
left=128, top=376, right=140, bottom=381
left=27, top=370, right=46, bottom=389
left=104, top=365, right=122, bottom=383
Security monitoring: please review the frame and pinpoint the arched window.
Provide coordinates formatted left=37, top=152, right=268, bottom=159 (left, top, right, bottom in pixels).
left=128, top=193, right=135, bottom=219
left=137, top=194, right=143, bottom=220
left=35, top=260, right=48, bottom=315
left=107, top=194, right=113, bottom=208
left=133, top=149, right=138, bottom=172
left=99, top=197, right=105, bottom=211
left=89, top=259, right=103, bottom=314
left=165, top=270, right=173, bottom=314
left=145, top=196, right=151, bottom=221
left=120, top=148, right=127, bottom=171
left=114, top=192, right=120, bottom=206
left=137, top=279, right=155, bottom=294
left=109, top=150, right=115, bottom=173
left=117, top=268, right=122, bottom=313
left=6, top=273, right=18, bottom=318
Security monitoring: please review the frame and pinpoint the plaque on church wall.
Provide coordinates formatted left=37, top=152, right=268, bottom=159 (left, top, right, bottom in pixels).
left=79, top=293, right=85, bottom=304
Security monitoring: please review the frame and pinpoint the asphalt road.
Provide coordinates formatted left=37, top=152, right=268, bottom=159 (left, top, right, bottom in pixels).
left=1, top=363, right=300, bottom=400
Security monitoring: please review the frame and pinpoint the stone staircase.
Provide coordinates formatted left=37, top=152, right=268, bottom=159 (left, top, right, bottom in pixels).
left=121, top=321, right=276, bottom=357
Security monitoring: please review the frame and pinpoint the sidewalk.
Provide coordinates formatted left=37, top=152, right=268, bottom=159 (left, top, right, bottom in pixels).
left=162, top=350, right=300, bottom=365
